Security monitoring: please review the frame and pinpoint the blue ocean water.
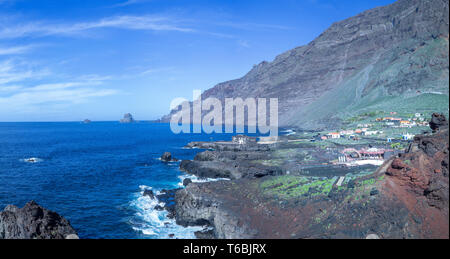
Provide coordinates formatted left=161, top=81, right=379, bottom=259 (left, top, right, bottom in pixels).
left=0, top=122, right=246, bottom=239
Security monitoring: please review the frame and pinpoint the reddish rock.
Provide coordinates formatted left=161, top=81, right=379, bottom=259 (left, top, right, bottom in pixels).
left=383, top=119, right=449, bottom=238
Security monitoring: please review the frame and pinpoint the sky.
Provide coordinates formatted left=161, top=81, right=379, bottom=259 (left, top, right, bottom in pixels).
left=0, top=0, right=395, bottom=122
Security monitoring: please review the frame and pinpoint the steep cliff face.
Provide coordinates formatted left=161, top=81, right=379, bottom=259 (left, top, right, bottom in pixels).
left=162, top=0, right=449, bottom=129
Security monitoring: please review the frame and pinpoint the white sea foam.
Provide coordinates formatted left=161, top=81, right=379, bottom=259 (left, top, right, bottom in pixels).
left=177, top=174, right=229, bottom=187
left=131, top=175, right=228, bottom=238
left=22, top=157, right=42, bottom=163
left=282, top=129, right=296, bottom=136
left=130, top=185, right=204, bottom=239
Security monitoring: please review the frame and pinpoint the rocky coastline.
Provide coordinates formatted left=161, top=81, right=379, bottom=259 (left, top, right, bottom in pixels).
left=154, top=114, right=449, bottom=239
left=1, top=114, right=447, bottom=239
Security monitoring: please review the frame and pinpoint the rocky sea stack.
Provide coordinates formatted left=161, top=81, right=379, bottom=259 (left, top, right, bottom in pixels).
left=120, top=113, right=135, bottom=123
left=0, top=201, right=78, bottom=239
left=161, top=152, right=178, bottom=162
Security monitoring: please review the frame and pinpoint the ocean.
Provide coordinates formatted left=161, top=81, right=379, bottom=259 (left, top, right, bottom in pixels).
left=0, top=122, right=248, bottom=239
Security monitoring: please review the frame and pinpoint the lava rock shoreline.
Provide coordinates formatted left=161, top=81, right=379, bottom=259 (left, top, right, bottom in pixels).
left=161, top=114, right=449, bottom=239
left=0, top=201, right=78, bottom=239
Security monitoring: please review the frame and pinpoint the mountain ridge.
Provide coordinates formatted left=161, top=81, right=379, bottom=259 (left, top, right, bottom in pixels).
left=162, top=0, right=449, bottom=130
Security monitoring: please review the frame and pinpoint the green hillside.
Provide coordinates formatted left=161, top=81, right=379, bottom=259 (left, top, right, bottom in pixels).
left=292, top=36, right=449, bottom=130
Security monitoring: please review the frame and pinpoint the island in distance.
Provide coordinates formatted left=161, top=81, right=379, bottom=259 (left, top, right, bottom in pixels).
left=120, top=113, right=136, bottom=123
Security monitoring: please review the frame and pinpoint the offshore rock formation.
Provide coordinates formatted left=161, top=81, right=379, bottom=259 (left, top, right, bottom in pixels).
left=173, top=115, right=449, bottom=239
left=120, top=113, right=135, bottom=123
left=161, top=0, right=449, bottom=129
left=161, top=152, right=178, bottom=162
left=0, top=201, right=78, bottom=239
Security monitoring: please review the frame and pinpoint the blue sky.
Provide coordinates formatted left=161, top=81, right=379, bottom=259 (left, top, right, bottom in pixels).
left=0, top=0, right=395, bottom=122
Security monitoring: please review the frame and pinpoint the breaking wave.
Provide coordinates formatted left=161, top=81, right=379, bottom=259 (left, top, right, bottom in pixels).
left=21, top=157, right=43, bottom=163
left=129, top=185, right=204, bottom=239
left=177, top=174, right=229, bottom=187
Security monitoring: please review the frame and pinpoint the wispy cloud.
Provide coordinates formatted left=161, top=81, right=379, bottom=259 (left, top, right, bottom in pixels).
left=0, top=60, right=118, bottom=112
left=0, top=15, right=194, bottom=39
left=0, top=59, right=50, bottom=85
left=0, top=45, right=35, bottom=55
left=0, top=12, right=292, bottom=40
left=0, top=85, right=21, bottom=92
left=140, top=67, right=175, bottom=76
left=215, top=21, right=292, bottom=31
left=112, top=0, right=152, bottom=7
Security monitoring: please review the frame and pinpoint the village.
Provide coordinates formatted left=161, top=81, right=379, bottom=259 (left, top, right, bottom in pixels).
left=308, top=111, right=434, bottom=166
left=315, top=112, right=428, bottom=142
left=254, top=111, right=435, bottom=168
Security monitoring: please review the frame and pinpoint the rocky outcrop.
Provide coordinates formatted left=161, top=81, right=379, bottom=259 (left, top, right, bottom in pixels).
left=180, top=139, right=280, bottom=179
left=194, top=228, right=215, bottom=239
left=429, top=112, right=448, bottom=132
left=156, top=189, right=181, bottom=219
left=120, top=113, right=135, bottom=123
left=161, top=152, right=178, bottom=162
left=384, top=119, right=449, bottom=236
left=183, top=178, right=192, bottom=187
left=185, top=141, right=270, bottom=152
left=175, top=182, right=257, bottom=239
left=0, top=201, right=78, bottom=239
left=180, top=160, right=234, bottom=179
left=143, top=189, right=155, bottom=199
left=180, top=157, right=282, bottom=180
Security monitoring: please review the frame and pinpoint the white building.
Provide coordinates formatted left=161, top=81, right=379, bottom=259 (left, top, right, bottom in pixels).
left=402, top=133, right=415, bottom=141
left=364, top=131, right=378, bottom=136
left=339, top=130, right=354, bottom=135
left=327, top=133, right=341, bottom=139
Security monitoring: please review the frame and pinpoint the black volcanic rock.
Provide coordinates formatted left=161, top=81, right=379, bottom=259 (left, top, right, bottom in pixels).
left=180, top=148, right=282, bottom=180
left=0, top=201, right=78, bottom=239
left=161, top=152, right=177, bottom=162
left=194, top=228, right=215, bottom=239
left=120, top=113, right=135, bottom=123
left=183, top=178, right=192, bottom=187
left=143, top=189, right=155, bottom=199
left=156, top=189, right=181, bottom=219
left=429, top=113, right=448, bottom=132
left=180, top=160, right=234, bottom=179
